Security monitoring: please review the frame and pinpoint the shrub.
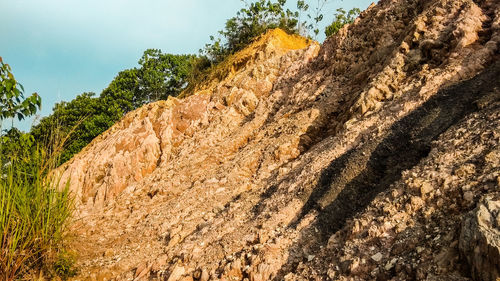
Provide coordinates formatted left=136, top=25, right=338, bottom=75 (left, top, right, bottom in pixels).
left=324, top=8, right=360, bottom=37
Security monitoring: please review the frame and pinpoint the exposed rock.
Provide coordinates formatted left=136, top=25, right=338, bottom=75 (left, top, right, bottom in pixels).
left=167, top=264, right=186, bottom=281
left=61, top=0, right=500, bottom=280
left=420, top=182, right=434, bottom=196
left=55, top=29, right=314, bottom=210
left=199, top=269, right=209, bottom=281
left=371, top=252, right=383, bottom=262
left=460, top=194, right=500, bottom=281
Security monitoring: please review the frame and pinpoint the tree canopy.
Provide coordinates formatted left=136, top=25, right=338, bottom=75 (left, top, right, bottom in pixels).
left=137, top=50, right=196, bottom=104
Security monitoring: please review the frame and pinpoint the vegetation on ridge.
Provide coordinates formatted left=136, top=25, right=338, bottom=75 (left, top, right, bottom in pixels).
left=201, top=0, right=308, bottom=64
left=325, top=7, right=360, bottom=37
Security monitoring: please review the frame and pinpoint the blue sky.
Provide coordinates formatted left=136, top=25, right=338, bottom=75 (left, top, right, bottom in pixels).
left=1, top=0, right=372, bottom=131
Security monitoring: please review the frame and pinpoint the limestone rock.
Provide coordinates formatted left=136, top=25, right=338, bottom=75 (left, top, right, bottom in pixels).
left=61, top=0, right=500, bottom=280
left=167, top=265, right=186, bottom=281
left=460, top=194, right=500, bottom=281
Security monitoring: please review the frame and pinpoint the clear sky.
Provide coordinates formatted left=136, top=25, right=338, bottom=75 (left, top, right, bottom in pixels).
left=1, top=0, right=373, bottom=131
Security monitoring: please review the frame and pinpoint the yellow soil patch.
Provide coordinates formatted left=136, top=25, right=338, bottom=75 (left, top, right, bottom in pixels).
left=179, top=28, right=312, bottom=98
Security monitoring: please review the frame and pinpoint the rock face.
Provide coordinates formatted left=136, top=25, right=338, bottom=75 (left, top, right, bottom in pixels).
left=460, top=194, right=500, bottom=281
left=57, top=0, right=500, bottom=280
left=56, top=29, right=314, bottom=209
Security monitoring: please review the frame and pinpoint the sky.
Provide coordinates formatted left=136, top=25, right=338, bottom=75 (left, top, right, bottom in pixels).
left=0, top=0, right=373, bottom=131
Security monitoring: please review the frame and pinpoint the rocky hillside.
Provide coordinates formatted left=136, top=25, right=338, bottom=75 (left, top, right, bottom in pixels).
left=58, top=0, right=500, bottom=280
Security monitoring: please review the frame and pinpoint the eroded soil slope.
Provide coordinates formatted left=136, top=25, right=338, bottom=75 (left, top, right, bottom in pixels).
left=59, top=0, right=500, bottom=280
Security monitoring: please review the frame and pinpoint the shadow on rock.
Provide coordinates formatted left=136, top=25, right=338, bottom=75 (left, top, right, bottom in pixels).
left=275, top=61, right=500, bottom=278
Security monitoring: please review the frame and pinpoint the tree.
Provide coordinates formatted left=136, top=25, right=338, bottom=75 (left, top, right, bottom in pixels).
left=0, top=56, right=41, bottom=162
left=31, top=50, right=198, bottom=165
left=324, top=7, right=360, bottom=37
left=137, top=50, right=196, bottom=103
left=100, top=68, right=139, bottom=112
left=0, top=57, right=41, bottom=129
left=0, top=127, right=36, bottom=173
left=31, top=93, right=104, bottom=165
left=299, top=0, right=329, bottom=39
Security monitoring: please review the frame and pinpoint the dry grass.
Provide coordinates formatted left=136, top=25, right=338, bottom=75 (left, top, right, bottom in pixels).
left=0, top=122, right=78, bottom=280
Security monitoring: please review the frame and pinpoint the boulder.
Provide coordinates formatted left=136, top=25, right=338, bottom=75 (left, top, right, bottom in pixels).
left=459, top=194, right=500, bottom=281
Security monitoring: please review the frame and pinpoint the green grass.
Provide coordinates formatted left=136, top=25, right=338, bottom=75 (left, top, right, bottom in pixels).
left=0, top=148, right=74, bottom=280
